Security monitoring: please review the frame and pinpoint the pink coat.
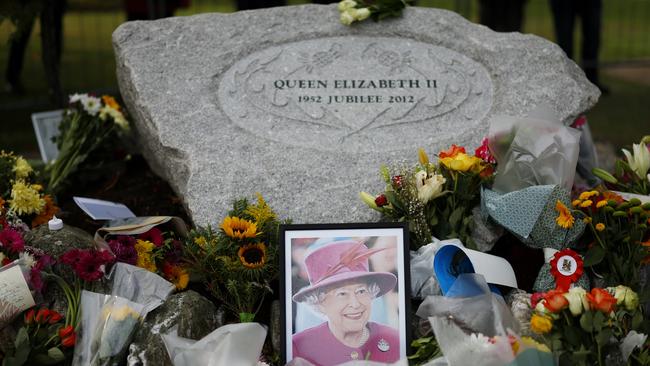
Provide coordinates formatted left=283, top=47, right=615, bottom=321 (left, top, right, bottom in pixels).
left=292, top=322, right=400, bottom=365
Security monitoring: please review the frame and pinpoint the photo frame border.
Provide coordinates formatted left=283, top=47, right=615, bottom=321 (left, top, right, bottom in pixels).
left=279, top=222, right=411, bottom=365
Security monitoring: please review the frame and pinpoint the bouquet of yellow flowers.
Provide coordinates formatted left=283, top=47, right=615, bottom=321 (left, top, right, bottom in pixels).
left=183, top=194, right=287, bottom=322
left=47, top=93, right=129, bottom=193
left=361, top=143, right=495, bottom=249
left=0, top=151, right=58, bottom=228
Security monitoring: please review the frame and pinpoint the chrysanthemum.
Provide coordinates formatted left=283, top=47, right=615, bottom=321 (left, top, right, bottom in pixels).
left=31, top=195, right=60, bottom=228
left=595, top=223, right=606, bottom=231
left=580, top=200, right=593, bottom=208
left=13, top=157, right=33, bottom=179
left=596, top=200, right=608, bottom=208
left=238, top=243, right=267, bottom=269
left=135, top=239, right=157, bottom=272
left=555, top=200, right=575, bottom=229
left=9, top=180, right=45, bottom=216
left=220, top=216, right=257, bottom=240
left=81, top=95, right=101, bottom=116
left=578, top=190, right=598, bottom=201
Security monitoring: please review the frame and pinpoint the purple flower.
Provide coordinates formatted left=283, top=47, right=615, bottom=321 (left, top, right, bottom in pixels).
left=108, top=236, right=138, bottom=265
left=0, top=228, right=25, bottom=254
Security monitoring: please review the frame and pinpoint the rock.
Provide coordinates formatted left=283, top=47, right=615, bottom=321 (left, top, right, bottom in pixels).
left=127, top=290, right=224, bottom=366
left=113, top=4, right=600, bottom=226
left=25, top=224, right=96, bottom=258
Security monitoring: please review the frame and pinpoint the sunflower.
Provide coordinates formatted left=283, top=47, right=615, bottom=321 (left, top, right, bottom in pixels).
left=220, top=216, right=257, bottom=240
left=555, top=200, right=575, bottom=229
left=237, top=243, right=267, bottom=269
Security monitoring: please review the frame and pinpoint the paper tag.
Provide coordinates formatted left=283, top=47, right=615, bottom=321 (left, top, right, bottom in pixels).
left=74, top=197, right=136, bottom=220
left=0, top=265, right=36, bottom=326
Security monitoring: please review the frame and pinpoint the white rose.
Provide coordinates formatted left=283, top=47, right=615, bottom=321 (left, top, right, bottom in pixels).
left=354, top=7, right=371, bottom=21
left=613, top=285, right=639, bottom=311
left=338, top=0, right=357, bottom=12
left=563, top=287, right=588, bottom=316
left=340, top=10, right=355, bottom=26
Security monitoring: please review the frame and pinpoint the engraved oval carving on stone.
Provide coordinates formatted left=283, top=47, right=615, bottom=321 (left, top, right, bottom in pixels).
left=218, top=37, right=493, bottom=152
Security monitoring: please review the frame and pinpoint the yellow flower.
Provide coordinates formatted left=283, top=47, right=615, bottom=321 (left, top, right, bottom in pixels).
left=418, top=148, right=429, bottom=166
left=104, top=305, right=140, bottom=321
left=13, top=157, right=33, bottom=179
left=580, top=200, right=593, bottom=208
left=194, top=236, right=208, bottom=248
left=555, top=200, right=575, bottom=229
left=595, top=223, right=605, bottom=231
left=9, top=180, right=45, bottom=216
left=439, top=153, right=482, bottom=172
left=596, top=200, right=608, bottom=208
left=583, top=217, right=592, bottom=224
left=521, top=337, right=551, bottom=353
left=530, top=314, right=553, bottom=334
left=244, top=193, right=276, bottom=225
left=572, top=199, right=581, bottom=207
left=579, top=190, right=598, bottom=200
left=163, top=264, right=190, bottom=290
left=238, top=242, right=267, bottom=269
left=220, top=216, right=257, bottom=239
left=135, top=239, right=157, bottom=272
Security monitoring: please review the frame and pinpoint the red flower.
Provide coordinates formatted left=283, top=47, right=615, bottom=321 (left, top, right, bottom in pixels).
left=138, top=228, right=164, bottom=247
left=35, top=308, right=51, bottom=324
left=374, top=194, right=388, bottom=207
left=530, top=292, right=544, bottom=308
left=391, top=175, right=403, bottom=189
left=586, top=288, right=617, bottom=314
left=543, top=289, right=569, bottom=313
left=59, top=325, right=76, bottom=347
left=60, top=248, right=82, bottom=266
left=0, top=228, right=25, bottom=254
left=48, top=311, right=63, bottom=324
left=439, top=144, right=466, bottom=159
left=474, top=137, right=496, bottom=164
left=571, top=115, right=587, bottom=129
left=24, top=309, right=35, bottom=325
left=75, top=253, right=104, bottom=282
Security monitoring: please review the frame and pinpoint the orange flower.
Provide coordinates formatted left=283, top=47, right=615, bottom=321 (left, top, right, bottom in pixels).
left=586, top=288, right=617, bottom=314
left=439, top=144, right=466, bottom=159
left=555, top=200, right=575, bottom=229
left=31, top=195, right=60, bottom=228
left=601, top=191, right=624, bottom=204
left=543, top=289, right=569, bottom=313
left=102, top=95, right=121, bottom=111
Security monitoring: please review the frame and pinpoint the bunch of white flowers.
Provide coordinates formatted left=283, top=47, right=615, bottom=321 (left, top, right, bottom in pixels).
left=338, top=0, right=370, bottom=26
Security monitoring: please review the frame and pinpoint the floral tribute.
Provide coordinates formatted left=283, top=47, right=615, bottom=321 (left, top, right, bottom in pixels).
left=338, top=0, right=414, bottom=25
left=0, top=151, right=59, bottom=229
left=593, top=136, right=650, bottom=195
left=360, top=143, right=495, bottom=249
left=564, top=190, right=649, bottom=290
left=183, top=194, right=286, bottom=322
left=47, top=93, right=130, bottom=193
left=106, top=227, right=189, bottom=290
left=529, top=285, right=648, bottom=365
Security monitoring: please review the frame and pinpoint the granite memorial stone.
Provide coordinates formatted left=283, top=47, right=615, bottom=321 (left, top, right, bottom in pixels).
left=113, top=5, right=599, bottom=225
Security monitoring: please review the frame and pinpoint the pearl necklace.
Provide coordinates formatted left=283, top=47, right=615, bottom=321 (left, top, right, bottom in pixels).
left=354, top=326, right=370, bottom=347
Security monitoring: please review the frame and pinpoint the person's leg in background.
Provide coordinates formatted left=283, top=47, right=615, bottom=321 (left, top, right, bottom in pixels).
left=578, top=0, right=608, bottom=93
left=549, top=0, right=577, bottom=59
left=5, top=13, right=36, bottom=93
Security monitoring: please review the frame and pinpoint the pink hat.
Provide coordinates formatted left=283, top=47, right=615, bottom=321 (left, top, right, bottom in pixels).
left=292, top=240, right=397, bottom=303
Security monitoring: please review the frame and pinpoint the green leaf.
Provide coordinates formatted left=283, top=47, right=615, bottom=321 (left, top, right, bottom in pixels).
left=3, top=327, right=31, bottom=366
left=596, top=327, right=613, bottom=345
left=448, top=206, right=464, bottom=227
left=583, top=246, right=606, bottom=267
left=384, top=190, right=405, bottom=214
left=632, top=310, right=644, bottom=330
left=579, top=312, right=594, bottom=332
left=592, top=311, right=605, bottom=332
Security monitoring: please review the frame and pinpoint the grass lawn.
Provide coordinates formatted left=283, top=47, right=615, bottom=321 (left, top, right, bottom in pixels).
left=0, top=0, right=648, bottom=157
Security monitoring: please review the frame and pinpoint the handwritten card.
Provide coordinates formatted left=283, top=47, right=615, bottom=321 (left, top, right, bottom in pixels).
left=0, top=265, right=35, bottom=327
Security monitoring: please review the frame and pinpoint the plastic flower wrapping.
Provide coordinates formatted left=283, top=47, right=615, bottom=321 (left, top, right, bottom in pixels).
left=416, top=274, right=554, bottom=366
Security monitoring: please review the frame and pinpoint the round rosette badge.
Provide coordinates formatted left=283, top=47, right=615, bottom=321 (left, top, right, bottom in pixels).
left=550, top=249, right=584, bottom=291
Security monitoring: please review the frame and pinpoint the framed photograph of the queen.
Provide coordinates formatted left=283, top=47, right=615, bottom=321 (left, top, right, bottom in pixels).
left=280, top=223, right=411, bottom=365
